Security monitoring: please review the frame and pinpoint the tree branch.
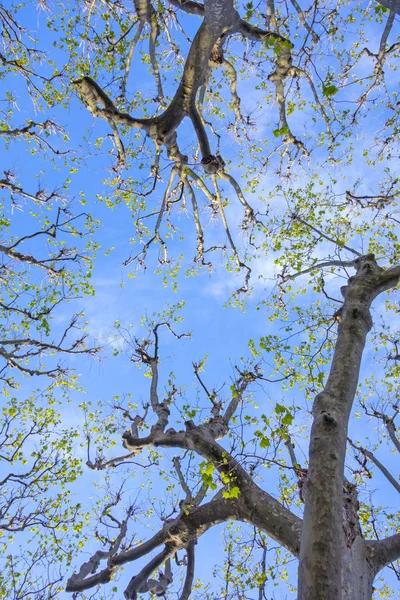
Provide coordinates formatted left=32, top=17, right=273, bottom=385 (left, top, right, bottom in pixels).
left=367, top=533, right=400, bottom=574
left=179, top=542, right=195, bottom=600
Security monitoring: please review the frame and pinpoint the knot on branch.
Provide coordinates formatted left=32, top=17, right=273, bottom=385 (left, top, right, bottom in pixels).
left=276, top=52, right=292, bottom=77
left=342, top=481, right=362, bottom=547
left=333, top=307, right=343, bottom=322
left=210, top=43, right=224, bottom=64
left=160, top=401, right=171, bottom=414
left=121, top=430, right=142, bottom=451
left=201, top=154, right=226, bottom=174
left=268, top=48, right=293, bottom=81
left=354, top=253, right=383, bottom=276
left=185, top=420, right=196, bottom=431
left=297, top=468, right=308, bottom=503
left=321, top=410, right=337, bottom=430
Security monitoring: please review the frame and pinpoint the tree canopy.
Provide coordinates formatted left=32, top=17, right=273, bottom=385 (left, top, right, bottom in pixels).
left=0, top=1, right=399, bottom=599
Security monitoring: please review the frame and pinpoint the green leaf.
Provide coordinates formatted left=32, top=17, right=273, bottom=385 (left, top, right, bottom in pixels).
left=322, top=84, right=338, bottom=97
left=222, top=486, right=241, bottom=499
left=282, top=412, right=294, bottom=426
left=273, top=126, right=290, bottom=138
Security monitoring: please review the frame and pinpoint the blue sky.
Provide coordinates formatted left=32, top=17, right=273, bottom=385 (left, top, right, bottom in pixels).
left=1, top=1, right=400, bottom=598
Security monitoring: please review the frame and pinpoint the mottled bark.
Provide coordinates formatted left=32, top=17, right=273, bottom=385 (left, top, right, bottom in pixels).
left=298, top=255, right=400, bottom=599
left=342, top=538, right=375, bottom=599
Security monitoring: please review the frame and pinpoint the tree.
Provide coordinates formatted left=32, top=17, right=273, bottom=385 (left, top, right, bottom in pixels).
left=1, top=0, right=400, bottom=599
left=0, top=5, right=99, bottom=597
left=64, top=257, right=400, bottom=600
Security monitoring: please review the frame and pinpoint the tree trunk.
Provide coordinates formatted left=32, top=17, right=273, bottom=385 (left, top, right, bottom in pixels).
left=298, top=256, right=400, bottom=599
left=342, top=538, right=375, bottom=600
left=300, top=499, right=377, bottom=600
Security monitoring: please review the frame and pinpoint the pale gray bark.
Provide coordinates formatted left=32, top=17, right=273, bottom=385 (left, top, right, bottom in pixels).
left=367, top=533, right=400, bottom=573
left=383, top=415, right=400, bottom=453
left=298, top=255, right=400, bottom=599
left=342, top=538, right=375, bottom=599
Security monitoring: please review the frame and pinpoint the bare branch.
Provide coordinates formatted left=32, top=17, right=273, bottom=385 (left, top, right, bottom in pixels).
left=212, top=175, right=251, bottom=294
left=179, top=542, right=195, bottom=600
left=348, top=438, right=400, bottom=494
left=292, top=215, right=362, bottom=257
left=282, top=259, right=357, bottom=282
left=367, top=533, right=400, bottom=574
left=121, top=22, right=145, bottom=99
left=346, top=187, right=399, bottom=209
left=66, top=505, right=134, bottom=590
left=124, top=549, right=172, bottom=600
